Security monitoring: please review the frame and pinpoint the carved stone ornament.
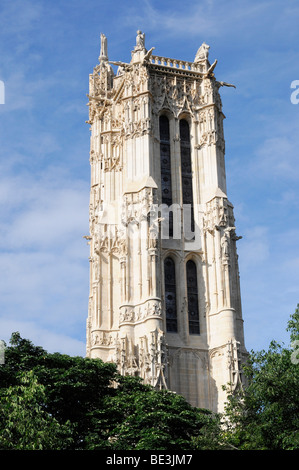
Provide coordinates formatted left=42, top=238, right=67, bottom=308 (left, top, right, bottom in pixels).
left=194, top=42, right=210, bottom=62
left=119, top=299, right=162, bottom=324
left=227, top=339, right=244, bottom=392
left=113, top=329, right=168, bottom=389
left=134, top=30, right=146, bottom=52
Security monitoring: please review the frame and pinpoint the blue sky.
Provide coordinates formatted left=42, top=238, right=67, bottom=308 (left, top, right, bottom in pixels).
left=0, top=0, right=298, bottom=356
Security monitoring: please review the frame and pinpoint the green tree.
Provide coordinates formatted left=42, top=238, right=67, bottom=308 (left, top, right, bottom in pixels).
left=0, top=332, right=118, bottom=449
left=0, top=332, right=223, bottom=450
left=223, top=305, right=299, bottom=450
left=86, top=375, right=224, bottom=450
left=0, top=370, right=73, bottom=450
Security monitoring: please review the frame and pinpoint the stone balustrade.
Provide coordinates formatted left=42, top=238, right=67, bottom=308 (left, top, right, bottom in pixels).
left=150, top=55, right=204, bottom=73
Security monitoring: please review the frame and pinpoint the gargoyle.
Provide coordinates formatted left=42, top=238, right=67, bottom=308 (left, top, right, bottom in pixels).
left=216, top=81, right=236, bottom=89
left=204, top=59, right=218, bottom=78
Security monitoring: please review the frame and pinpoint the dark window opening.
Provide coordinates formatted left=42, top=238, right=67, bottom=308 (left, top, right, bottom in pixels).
left=180, top=119, right=194, bottom=238
left=160, top=115, right=173, bottom=237
left=186, top=260, right=200, bottom=334
left=164, top=257, right=177, bottom=332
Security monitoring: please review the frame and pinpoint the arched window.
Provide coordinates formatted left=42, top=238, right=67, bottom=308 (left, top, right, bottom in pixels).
left=186, top=260, right=200, bottom=334
left=164, top=257, right=177, bottom=332
left=159, top=115, right=173, bottom=237
left=180, top=119, right=194, bottom=237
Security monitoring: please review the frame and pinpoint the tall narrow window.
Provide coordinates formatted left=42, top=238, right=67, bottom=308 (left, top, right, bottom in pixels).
left=159, top=115, right=173, bottom=237
left=180, top=119, right=194, bottom=237
left=164, top=257, right=177, bottom=332
left=186, top=260, right=200, bottom=334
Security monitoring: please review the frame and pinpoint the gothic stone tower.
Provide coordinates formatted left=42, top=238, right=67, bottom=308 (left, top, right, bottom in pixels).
left=85, top=31, right=247, bottom=413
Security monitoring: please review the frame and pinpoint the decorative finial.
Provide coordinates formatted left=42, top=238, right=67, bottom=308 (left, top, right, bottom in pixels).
left=99, top=33, right=108, bottom=62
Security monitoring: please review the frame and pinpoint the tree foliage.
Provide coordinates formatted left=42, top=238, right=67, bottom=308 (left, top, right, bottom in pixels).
left=0, top=306, right=298, bottom=450
left=86, top=375, right=223, bottom=450
left=223, top=305, right=299, bottom=450
left=0, top=332, right=222, bottom=450
left=0, top=370, right=73, bottom=450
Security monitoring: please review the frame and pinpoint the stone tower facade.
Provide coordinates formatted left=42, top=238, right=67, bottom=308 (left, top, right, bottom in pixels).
left=85, top=31, right=247, bottom=413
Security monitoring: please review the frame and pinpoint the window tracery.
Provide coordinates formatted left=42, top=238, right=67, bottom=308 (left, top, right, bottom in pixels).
left=186, top=260, right=200, bottom=334
left=164, top=257, right=177, bottom=332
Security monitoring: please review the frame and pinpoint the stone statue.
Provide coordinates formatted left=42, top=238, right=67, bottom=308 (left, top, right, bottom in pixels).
left=194, top=42, right=210, bottom=62
left=99, top=33, right=108, bottom=61
left=221, top=227, right=236, bottom=261
left=135, top=30, right=145, bottom=51
left=221, top=230, right=230, bottom=259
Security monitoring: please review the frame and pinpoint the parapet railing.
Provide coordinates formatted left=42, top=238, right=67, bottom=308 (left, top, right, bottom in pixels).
left=150, top=55, right=205, bottom=73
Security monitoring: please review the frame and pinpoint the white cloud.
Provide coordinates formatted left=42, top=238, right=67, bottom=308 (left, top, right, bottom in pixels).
left=0, top=318, right=86, bottom=356
left=254, top=135, right=299, bottom=180
left=268, top=189, right=299, bottom=207
left=238, top=226, right=270, bottom=270
left=122, top=0, right=273, bottom=40
left=0, top=0, right=42, bottom=37
left=0, top=161, right=90, bottom=354
left=0, top=166, right=89, bottom=248
left=1, top=186, right=88, bottom=250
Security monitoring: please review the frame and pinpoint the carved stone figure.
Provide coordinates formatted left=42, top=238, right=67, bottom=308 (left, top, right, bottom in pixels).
left=194, top=42, right=210, bottom=62
left=135, top=30, right=145, bottom=51
left=221, top=229, right=230, bottom=261
left=99, top=33, right=108, bottom=62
